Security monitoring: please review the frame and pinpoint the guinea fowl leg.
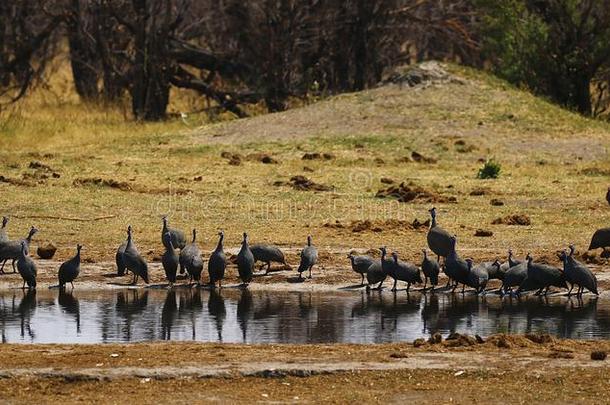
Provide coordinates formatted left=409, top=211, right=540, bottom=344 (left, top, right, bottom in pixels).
left=0, top=259, right=6, bottom=273
left=71, top=282, right=75, bottom=290
left=391, top=279, right=397, bottom=292
left=131, top=273, right=137, bottom=285
left=22, top=281, right=26, bottom=289
left=567, top=283, right=574, bottom=296
left=12, top=259, right=17, bottom=273
left=360, top=274, right=364, bottom=286
left=266, top=262, right=271, bottom=275
left=406, top=283, right=411, bottom=294
left=308, top=266, right=313, bottom=279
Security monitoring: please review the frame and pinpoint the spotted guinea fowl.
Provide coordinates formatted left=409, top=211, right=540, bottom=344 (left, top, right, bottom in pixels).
left=115, top=240, right=127, bottom=276
left=465, top=258, right=489, bottom=294
left=17, top=241, right=37, bottom=289
left=0, top=216, right=9, bottom=243
left=237, top=232, right=255, bottom=285
left=58, top=244, right=82, bottom=290
left=181, top=229, right=203, bottom=285
left=560, top=245, right=598, bottom=296
left=484, top=259, right=504, bottom=281
left=501, top=254, right=528, bottom=295
left=421, top=249, right=440, bottom=290
left=0, top=226, right=38, bottom=274
left=365, top=261, right=386, bottom=290
left=500, top=249, right=520, bottom=273
left=179, top=229, right=198, bottom=278
left=588, top=227, right=610, bottom=251
left=251, top=244, right=289, bottom=274
left=444, top=236, right=470, bottom=293
left=427, top=207, right=453, bottom=262
left=123, top=226, right=149, bottom=285
left=389, top=252, right=422, bottom=293
left=208, top=231, right=227, bottom=288
left=161, top=216, right=186, bottom=249
left=161, top=233, right=179, bottom=287
left=347, top=253, right=375, bottom=285
left=297, top=235, right=318, bottom=279
left=517, top=254, right=567, bottom=295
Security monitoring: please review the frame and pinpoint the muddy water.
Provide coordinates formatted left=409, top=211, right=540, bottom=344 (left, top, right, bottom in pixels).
left=0, top=288, right=608, bottom=344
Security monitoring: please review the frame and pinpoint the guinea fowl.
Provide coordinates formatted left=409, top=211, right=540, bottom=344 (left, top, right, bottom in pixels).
left=179, top=229, right=198, bottom=278
left=347, top=253, right=375, bottom=285
left=182, top=229, right=203, bottom=285
left=484, top=259, right=504, bottom=281
left=518, top=254, right=567, bottom=295
left=237, top=232, right=255, bottom=285
left=17, top=241, right=37, bottom=289
left=389, top=252, right=422, bottom=293
left=560, top=245, right=598, bottom=296
left=421, top=249, right=440, bottom=290
left=123, top=226, right=149, bottom=285
left=297, top=235, right=318, bottom=279
left=427, top=207, right=453, bottom=261
left=444, top=236, right=470, bottom=293
left=0, top=216, right=9, bottom=243
left=161, top=233, right=179, bottom=287
left=588, top=227, right=610, bottom=251
left=115, top=240, right=127, bottom=276
left=162, top=217, right=186, bottom=274
left=0, top=226, right=38, bottom=274
left=379, top=247, right=399, bottom=287
left=365, top=261, right=386, bottom=289
left=251, top=244, right=289, bottom=274
left=208, top=231, right=227, bottom=288
left=465, top=258, right=489, bottom=294
left=501, top=255, right=528, bottom=295
left=606, top=186, right=610, bottom=206
left=58, top=244, right=82, bottom=290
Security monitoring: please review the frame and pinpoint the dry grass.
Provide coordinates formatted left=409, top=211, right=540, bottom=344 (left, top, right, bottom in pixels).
left=0, top=63, right=609, bottom=267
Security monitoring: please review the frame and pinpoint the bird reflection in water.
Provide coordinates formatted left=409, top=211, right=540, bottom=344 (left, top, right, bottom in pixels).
left=115, top=289, right=149, bottom=342
left=58, top=289, right=80, bottom=334
left=207, top=289, right=226, bottom=342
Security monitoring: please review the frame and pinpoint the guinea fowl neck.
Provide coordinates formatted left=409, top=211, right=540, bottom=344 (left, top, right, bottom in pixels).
left=216, top=233, right=224, bottom=251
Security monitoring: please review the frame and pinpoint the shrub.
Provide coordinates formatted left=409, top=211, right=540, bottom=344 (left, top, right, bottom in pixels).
left=477, top=159, right=501, bottom=179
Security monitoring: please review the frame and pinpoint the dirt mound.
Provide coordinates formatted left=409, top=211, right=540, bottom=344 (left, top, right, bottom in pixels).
left=323, top=219, right=414, bottom=233
left=37, top=242, right=57, bottom=259
left=376, top=181, right=457, bottom=204
left=410, top=151, right=437, bottom=164
left=74, top=177, right=132, bottom=191
left=485, top=334, right=536, bottom=348
left=469, top=187, right=489, bottom=196
left=490, top=198, right=504, bottom=206
left=302, top=152, right=335, bottom=160
left=0, top=175, right=34, bottom=187
left=492, top=214, right=531, bottom=226
left=474, top=229, right=493, bottom=237
left=443, top=333, right=478, bottom=347
left=274, top=176, right=332, bottom=191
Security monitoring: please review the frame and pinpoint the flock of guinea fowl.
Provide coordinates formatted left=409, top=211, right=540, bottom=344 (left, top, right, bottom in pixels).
left=0, top=206, right=608, bottom=297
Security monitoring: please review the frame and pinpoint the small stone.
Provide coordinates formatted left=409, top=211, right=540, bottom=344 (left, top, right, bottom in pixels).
left=110, top=353, right=119, bottom=358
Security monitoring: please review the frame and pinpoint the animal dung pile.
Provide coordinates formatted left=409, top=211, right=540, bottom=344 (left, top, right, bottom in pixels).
left=410, top=151, right=437, bottom=164
left=474, top=229, right=493, bottom=237
left=591, top=351, right=607, bottom=361
left=490, top=198, right=504, bottom=206
left=491, top=214, right=531, bottom=226
left=37, top=242, right=57, bottom=259
left=274, top=175, right=332, bottom=191
left=323, top=219, right=414, bottom=233
left=469, top=187, right=489, bottom=196
left=376, top=181, right=457, bottom=204
left=73, top=177, right=132, bottom=191
left=302, top=152, right=335, bottom=160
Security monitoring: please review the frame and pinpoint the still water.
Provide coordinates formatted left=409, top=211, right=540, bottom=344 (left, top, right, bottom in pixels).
left=0, top=288, right=607, bottom=344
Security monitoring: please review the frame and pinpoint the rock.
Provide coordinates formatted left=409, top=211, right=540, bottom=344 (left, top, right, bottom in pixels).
left=474, top=229, right=493, bottom=237
left=37, top=242, right=57, bottom=259
left=591, top=351, right=607, bottom=361
left=261, top=155, right=278, bottom=164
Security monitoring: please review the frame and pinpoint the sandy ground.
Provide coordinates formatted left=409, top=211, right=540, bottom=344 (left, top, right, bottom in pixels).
left=1, top=335, right=610, bottom=403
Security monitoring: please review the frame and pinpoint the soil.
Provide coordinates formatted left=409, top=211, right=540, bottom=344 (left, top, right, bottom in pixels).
left=491, top=214, right=532, bottom=226
left=376, top=181, right=457, bottom=204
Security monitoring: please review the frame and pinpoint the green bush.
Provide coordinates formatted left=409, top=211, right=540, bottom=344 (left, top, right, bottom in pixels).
left=477, top=159, right=501, bottom=179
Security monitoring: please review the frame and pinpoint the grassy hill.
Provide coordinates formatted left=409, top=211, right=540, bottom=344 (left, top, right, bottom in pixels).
left=0, top=62, right=609, bottom=264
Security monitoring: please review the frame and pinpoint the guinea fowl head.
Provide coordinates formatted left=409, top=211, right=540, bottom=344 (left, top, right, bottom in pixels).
left=307, top=235, right=312, bottom=246
left=76, top=244, right=83, bottom=253
left=465, top=258, right=473, bottom=269
left=391, top=251, right=399, bottom=262
left=568, top=244, right=576, bottom=256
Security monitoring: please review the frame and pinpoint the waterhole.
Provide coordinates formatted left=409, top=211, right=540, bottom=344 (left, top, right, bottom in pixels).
left=0, top=288, right=607, bottom=344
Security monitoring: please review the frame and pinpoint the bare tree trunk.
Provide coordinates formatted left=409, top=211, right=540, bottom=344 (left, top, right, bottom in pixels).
left=66, top=0, right=99, bottom=101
